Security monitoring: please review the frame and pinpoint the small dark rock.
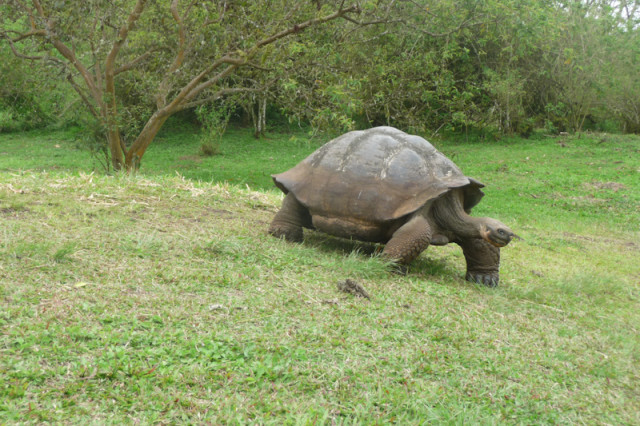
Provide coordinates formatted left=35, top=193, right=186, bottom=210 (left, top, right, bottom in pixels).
left=337, top=279, right=371, bottom=300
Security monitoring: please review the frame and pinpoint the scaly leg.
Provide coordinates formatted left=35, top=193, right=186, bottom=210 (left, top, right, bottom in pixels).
left=457, top=237, right=501, bottom=286
left=268, top=193, right=312, bottom=242
left=382, top=215, right=432, bottom=264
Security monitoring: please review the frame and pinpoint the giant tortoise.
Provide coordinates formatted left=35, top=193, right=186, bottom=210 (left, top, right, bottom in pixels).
left=268, top=126, right=518, bottom=286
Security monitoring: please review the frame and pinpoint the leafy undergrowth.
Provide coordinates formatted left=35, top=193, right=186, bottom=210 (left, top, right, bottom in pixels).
left=1, top=166, right=638, bottom=423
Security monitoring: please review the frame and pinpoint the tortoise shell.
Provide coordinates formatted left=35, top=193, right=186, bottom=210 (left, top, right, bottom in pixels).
left=272, top=127, right=485, bottom=222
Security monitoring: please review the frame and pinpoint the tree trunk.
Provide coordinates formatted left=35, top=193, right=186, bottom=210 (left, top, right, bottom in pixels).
left=260, top=97, right=267, bottom=136
left=249, top=95, right=267, bottom=138
left=102, top=110, right=171, bottom=172
left=108, top=130, right=125, bottom=171
left=124, top=112, right=171, bottom=170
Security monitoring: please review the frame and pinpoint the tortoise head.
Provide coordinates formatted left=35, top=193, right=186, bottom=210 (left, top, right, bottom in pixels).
left=480, top=218, right=519, bottom=247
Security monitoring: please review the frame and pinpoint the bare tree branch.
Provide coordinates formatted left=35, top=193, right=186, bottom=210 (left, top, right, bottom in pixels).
left=177, top=87, right=264, bottom=111
left=1, top=32, right=45, bottom=60
left=165, top=56, right=237, bottom=110
left=156, top=0, right=187, bottom=108
left=66, top=75, right=99, bottom=118
left=6, top=28, right=47, bottom=42
left=31, top=0, right=45, bottom=20
left=114, top=49, right=156, bottom=75
left=253, top=4, right=359, bottom=51
left=418, top=17, right=486, bottom=37
left=105, top=0, right=148, bottom=79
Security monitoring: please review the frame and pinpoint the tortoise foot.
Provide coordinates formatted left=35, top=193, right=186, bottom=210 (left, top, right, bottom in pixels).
left=466, top=271, right=499, bottom=287
left=390, top=263, right=408, bottom=276
left=268, top=225, right=303, bottom=243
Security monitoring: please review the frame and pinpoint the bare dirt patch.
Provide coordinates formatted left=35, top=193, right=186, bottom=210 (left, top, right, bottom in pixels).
left=175, top=155, right=204, bottom=167
left=583, top=181, right=628, bottom=192
left=562, top=231, right=638, bottom=251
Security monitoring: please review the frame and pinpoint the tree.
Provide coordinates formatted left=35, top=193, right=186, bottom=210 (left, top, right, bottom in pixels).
left=1, top=0, right=363, bottom=170
left=271, top=0, right=498, bottom=135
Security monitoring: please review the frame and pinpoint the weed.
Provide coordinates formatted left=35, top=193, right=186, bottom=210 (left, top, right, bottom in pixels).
left=196, top=102, right=232, bottom=157
left=52, top=242, right=76, bottom=263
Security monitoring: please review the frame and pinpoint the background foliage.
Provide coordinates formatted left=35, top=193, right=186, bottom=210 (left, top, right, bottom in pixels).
left=1, top=0, right=639, bottom=140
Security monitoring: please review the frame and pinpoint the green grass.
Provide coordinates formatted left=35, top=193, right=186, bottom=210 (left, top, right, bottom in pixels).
left=1, top=127, right=639, bottom=423
left=0, top=124, right=318, bottom=188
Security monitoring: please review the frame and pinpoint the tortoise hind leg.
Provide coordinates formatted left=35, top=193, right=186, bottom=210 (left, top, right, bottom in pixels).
left=382, top=215, right=432, bottom=264
left=457, top=238, right=500, bottom=286
left=268, top=193, right=313, bottom=242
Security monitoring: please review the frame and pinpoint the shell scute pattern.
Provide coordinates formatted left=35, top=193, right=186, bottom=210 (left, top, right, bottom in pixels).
left=272, top=127, right=475, bottom=222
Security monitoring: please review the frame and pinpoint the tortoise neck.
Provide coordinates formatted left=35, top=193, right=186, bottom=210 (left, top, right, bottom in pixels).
left=432, top=191, right=485, bottom=238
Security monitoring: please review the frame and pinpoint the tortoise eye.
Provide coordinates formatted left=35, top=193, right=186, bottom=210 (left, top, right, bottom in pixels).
left=498, top=229, right=505, bottom=236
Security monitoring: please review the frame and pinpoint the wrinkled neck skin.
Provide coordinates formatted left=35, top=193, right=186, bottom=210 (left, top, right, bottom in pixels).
left=430, top=190, right=486, bottom=239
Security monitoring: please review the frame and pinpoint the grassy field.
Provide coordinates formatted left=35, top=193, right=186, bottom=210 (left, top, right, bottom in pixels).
left=1, top=126, right=639, bottom=424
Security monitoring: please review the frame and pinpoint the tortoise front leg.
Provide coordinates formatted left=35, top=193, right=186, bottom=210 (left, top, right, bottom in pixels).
left=268, top=193, right=313, bottom=243
left=457, top=237, right=501, bottom=287
left=382, top=215, right=432, bottom=264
